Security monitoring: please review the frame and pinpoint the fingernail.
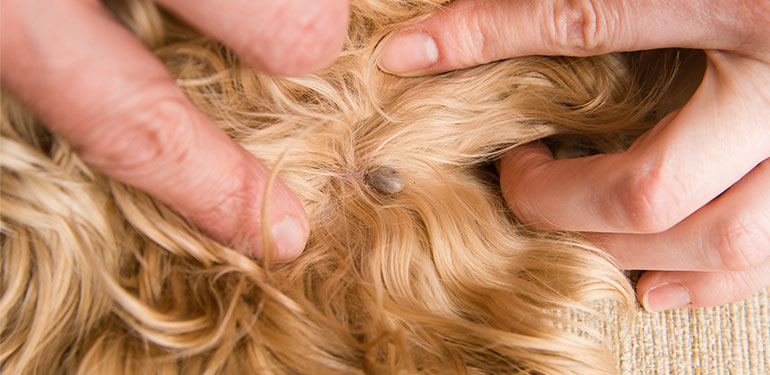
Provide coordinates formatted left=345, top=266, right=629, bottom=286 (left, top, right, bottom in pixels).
left=643, top=283, right=692, bottom=312
left=269, top=215, right=308, bottom=259
left=380, top=31, right=439, bottom=74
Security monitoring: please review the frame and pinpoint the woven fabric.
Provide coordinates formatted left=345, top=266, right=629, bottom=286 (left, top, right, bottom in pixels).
left=603, top=287, right=770, bottom=374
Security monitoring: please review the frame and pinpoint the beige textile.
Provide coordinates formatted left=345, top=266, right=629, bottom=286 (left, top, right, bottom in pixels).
left=602, top=288, right=769, bottom=374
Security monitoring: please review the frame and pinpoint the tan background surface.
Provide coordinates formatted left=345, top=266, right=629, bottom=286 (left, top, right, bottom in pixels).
left=604, top=288, right=769, bottom=374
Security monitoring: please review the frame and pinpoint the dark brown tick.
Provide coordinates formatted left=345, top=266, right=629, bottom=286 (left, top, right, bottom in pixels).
left=365, top=166, right=404, bottom=195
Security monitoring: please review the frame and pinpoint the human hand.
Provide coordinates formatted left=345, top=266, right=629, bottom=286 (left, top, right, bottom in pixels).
left=379, top=0, right=770, bottom=311
left=1, top=0, right=349, bottom=259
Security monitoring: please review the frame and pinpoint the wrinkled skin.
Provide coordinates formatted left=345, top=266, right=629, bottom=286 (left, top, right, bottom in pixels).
left=1, top=0, right=350, bottom=259
left=381, top=0, right=770, bottom=311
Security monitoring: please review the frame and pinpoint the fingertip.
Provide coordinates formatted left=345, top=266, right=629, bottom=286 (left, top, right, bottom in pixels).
left=379, top=31, right=440, bottom=76
left=499, top=142, right=555, bottom=182
left=637, top=261, right=770, bottom=310
left=251, top=214, right=310, bottom=261
left=254, top=0, right=350, bottom=76
left=498, top=142, right=556, bottom=226
left=637, top=271, right=715, bottom=312
left=379, top=0, right=537, bottom=76
left=238, top=163, right=310, bottom=261
left=166, top=142, right=310, bottom=261
left=158, top=0, right=350, bottom=77
left=640, top=281, right=693, bottom=313
left=635, top=271, right=662, bottom=304
left=275, top=214, right=310, bottom=259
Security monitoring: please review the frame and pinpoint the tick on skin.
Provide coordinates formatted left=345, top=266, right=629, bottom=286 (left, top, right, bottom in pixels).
left=365, top=166, right=404, bottom=195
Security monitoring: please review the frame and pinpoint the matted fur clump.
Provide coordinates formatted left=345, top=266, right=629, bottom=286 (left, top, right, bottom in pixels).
left=1, top=1, right=678, bottom=373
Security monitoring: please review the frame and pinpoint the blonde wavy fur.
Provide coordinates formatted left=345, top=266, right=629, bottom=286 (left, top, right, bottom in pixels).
left=1, top=1, right=686, bottom=373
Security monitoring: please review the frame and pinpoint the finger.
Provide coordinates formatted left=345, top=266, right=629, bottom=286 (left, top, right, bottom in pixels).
left=636, top=260, right=770, bottom=312
left=597, top=159, right=770, bottom=271
left=0, top=0, right=309, bottom=259
left=157, top=0, right=349, bottom=76
left=379, top=0, right=752, bottom=75
left=498, top=57, right=770, bottom=233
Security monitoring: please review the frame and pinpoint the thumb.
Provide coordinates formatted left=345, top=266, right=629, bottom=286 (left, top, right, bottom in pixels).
left=0, top=0, right=309, bottom=260
left=379, top=0, right=727, bottom=76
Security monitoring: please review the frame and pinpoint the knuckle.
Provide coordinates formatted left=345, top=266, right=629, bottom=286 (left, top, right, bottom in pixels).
left=83, top=97, right=194, bottom=177
left=615, top=159, right=684, bottom=232
left=548, top=0, right=611, bottom=54
left=712, top=216, right=768, bottom=271
left=190, top=161, right=263, bottom=242
left=718, top=0, right=769, bottom=53
left=449, top=3, right=497, bottom=66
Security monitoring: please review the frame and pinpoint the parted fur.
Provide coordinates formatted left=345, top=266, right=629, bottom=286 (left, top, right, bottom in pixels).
left=1, top=1, right=683, bottom=373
